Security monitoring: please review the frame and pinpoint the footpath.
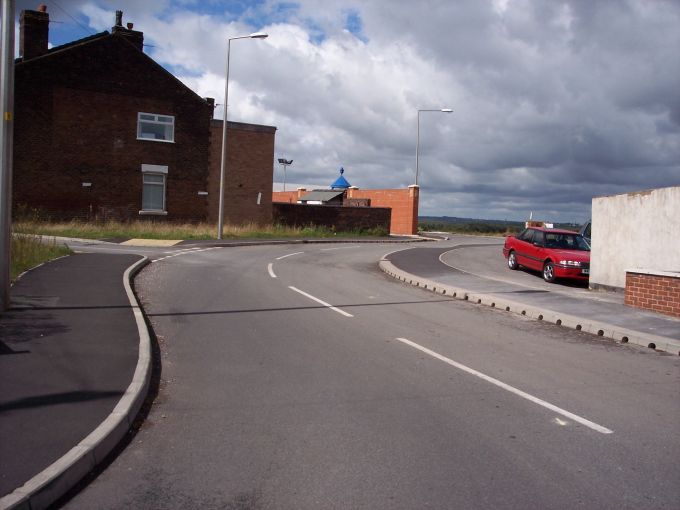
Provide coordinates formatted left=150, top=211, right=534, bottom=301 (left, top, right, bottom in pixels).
left=1, top=238, right=678, bottom=510
left=0, top=253, right=150, bottom=510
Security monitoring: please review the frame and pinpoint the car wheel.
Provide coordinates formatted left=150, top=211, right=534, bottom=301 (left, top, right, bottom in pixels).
left=508, top=251, right=519, bottom=270
left=543, top=261, right=556, bottom=283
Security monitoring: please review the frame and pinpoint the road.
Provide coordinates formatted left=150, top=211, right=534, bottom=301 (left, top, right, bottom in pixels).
left=64, top=240, right=680, bottom=509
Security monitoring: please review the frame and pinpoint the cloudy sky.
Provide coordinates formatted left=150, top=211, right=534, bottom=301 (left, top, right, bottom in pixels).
left=10, top=0, right=680, bottom=222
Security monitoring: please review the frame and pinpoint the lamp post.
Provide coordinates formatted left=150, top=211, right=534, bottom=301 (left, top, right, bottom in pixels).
left=217, top=32, right=268, bottom=239
left=277, top=158, right=293, bottom=191
left=0, top=0, right=15, bottom=311
left=415, top=108, right=452, bottom=186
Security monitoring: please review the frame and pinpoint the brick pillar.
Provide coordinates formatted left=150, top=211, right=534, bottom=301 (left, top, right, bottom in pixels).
left=297, top=188, right=306, bottom=201
left=348, top=186, right=358, bottom=198
left=408, top=185, right=419, bottom=235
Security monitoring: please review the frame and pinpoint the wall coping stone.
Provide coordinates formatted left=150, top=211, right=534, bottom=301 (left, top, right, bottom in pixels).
left=626, top=269, right=680, bottom=279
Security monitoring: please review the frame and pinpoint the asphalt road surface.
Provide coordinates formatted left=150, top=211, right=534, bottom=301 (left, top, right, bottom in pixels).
left=65, top=241, right=680, bottom=509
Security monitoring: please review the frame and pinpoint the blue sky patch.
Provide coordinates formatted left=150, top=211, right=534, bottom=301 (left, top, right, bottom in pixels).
left=344, top=9, right=367, bottom=42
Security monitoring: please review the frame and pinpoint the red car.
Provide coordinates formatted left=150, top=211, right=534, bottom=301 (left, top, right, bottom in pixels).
left=502, top=227, right=590, bottom=283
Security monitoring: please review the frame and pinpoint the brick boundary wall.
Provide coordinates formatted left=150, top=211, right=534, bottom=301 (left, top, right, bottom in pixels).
left=272, top=203, right=391, bottom=233
left=625, top=271, right=680, bottom=318
left=272, top=190, right=301, bottom=203
left=273, top=185, right=419, bottom=235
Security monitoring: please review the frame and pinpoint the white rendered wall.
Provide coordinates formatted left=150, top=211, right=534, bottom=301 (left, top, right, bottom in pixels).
left=590, top=186, right=680, bottom=290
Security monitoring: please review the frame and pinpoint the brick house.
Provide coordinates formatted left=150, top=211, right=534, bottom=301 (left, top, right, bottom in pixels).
left=14, top=6, right=276, bottom=224
left=207, top=120, right=276, bottom=226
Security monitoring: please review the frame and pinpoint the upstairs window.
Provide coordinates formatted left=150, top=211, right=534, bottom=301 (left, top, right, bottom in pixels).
left=137, top=112, right=174, bottom=142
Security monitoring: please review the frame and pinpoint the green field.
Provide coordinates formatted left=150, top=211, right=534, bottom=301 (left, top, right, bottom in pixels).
left=419, top=216, right=580, bottom=236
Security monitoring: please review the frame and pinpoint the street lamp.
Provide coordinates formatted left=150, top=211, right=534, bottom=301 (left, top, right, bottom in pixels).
left=217, top=32, right=268, bottom=239
left=0, top=0, right=16, bottom=310
left=277, top=158, right=293, bottom=191
left=415, top=108, right=452, bottom=186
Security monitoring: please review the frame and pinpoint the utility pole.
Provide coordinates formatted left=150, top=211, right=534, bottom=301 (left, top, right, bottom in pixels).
left=0, top=0, right=16, bottom=311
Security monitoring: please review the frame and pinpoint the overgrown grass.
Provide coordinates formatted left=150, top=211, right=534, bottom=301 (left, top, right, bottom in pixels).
left=11, top=234, right=72, bottom=282
left=12, top=219, right=390, bottom=241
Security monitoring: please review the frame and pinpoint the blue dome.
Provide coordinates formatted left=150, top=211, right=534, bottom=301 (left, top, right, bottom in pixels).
left=330, top=167, right=351, bottom=189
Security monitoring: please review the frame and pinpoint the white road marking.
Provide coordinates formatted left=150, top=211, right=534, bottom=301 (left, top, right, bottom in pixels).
left=276, top=252, right=304, bottom=260
left=153, top=246, right=222, bottom=263
left=320, top=246, right=358, bottom=251
left=288, top=286, right=354, bottom=317
left=268, top=263, right=277, bottom=278
left=395, top=337, right=613, bottom=435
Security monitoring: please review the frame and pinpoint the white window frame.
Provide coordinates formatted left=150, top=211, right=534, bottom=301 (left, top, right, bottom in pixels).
left=139, top=164, right=168, bottom=215
left=137, top=112, right=175, bottom=143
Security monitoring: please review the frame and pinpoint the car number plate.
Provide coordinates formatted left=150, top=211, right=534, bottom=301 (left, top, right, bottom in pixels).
left=582, top=269, right=589, bottom=275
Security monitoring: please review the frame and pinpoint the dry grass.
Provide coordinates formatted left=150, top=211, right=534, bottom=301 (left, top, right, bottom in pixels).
left=11, top=234, right=71, bottom=282
left=12, top=219, right=389, bottom=241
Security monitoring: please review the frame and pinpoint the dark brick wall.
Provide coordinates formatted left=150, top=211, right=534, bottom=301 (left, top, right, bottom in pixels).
left=273, top=203, right=391, bottom=233
left=14, top=32, right=213, bottom=222
left=208, top=120, right=276, bottom=226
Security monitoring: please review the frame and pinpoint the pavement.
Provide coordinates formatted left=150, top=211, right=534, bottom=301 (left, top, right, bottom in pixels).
left=1, top=237, right=678, bottom=510
left=0, top=253, right=150, bottom=510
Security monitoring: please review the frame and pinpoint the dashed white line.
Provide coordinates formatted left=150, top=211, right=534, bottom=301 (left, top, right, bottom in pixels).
left=288, top=286, right=354, bottom=317
left=395, top=337, right=613, bottom=435
left=268, top=263, right=277, bottom=278
left=320, top=246, right=359, bottom=251
left=276, top=252, right=304, bottom=260
left=153, top=246, right=222, bottom=263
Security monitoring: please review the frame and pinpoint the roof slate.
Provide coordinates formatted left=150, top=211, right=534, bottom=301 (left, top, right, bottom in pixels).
left=299, top=190, right=345, bottom=202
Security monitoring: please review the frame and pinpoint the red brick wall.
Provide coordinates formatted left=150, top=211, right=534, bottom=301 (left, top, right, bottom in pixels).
left=208, top=120, right=276, bottom=226
left=625, top=272, right=680, bottom=318
left=272, top=190, right=302, bottom=203
left=348, top=187, right=419, bottom=235
left=273, top=186, right=419, bottom=235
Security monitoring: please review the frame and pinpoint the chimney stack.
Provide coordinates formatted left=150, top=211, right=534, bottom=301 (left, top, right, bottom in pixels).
left=20, top=6, right=50, bottom=60
left=111, top=10, right=144, bottom=52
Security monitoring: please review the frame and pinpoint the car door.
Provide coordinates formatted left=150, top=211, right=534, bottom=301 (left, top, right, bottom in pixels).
left=524, top=230, right=545, bottom=270
left=514, top=228, right=535, bottom=267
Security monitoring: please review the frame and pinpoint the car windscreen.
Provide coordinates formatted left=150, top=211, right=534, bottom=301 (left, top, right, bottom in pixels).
left=544, top=233, right=590, bottom=251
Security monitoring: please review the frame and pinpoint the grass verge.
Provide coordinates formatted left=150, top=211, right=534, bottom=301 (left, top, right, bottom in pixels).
left=12, top=219, right=390, bottom=241
left=11, top=234, right=72, bottom=282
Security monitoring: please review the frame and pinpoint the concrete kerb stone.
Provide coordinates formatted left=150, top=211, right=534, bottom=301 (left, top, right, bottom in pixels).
left=379, top=259, right=680, bottom=355
left=0, top=256, right=152, bottom=510
left=178, top=236, right=434, bottom=249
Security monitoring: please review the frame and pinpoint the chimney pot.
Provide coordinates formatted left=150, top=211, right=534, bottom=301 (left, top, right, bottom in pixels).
left=112, top=12, right=144, bottom=51
left=37, top=4, right=47, bottom=12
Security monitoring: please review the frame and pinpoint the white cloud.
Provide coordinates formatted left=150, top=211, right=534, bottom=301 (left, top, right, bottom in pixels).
left=45, top=1, right=680, bottom=220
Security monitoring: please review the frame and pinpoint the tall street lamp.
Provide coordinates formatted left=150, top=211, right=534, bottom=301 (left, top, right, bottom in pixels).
left=0, top=0, right=15, bottom=310
left=277, top=158, right=293, bottom=191
left=415, top=108, right=452, bottom=186
left=217, top=32, right=268, bottom=239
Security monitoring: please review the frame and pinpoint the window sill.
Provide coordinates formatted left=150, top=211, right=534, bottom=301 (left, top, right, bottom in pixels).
left=137, top=137, right=175, bottom=144
left=139, top=210, right=168, bottom=216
